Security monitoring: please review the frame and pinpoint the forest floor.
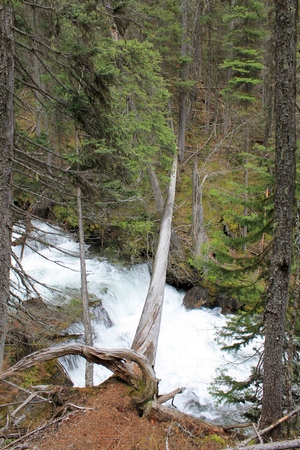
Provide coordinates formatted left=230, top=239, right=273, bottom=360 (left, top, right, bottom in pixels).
left=0, top=377, right=231, bottom=450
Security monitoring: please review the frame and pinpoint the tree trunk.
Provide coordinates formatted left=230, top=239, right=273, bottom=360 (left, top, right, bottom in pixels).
left=147, top=165, right=165, bottom=217
left=131, top=156, right=178, bottom=366
left=178, top=0, right=188, bottom=163
left=147, top=164, right=182, bottom=254
left=192, top=162, right=207, bottom=256
left=76, top=131, right=93, bottom=387
left=0, top=5, right=14, bottom=370
left=260, top=0, right=297, bottom=430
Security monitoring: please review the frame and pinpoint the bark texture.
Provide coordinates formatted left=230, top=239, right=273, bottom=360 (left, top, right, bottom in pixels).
left=0, top=6, right=14, bottom=370
left=131, top=156, right=178, bottom=366
left=260, top=0, right=297, bottom=429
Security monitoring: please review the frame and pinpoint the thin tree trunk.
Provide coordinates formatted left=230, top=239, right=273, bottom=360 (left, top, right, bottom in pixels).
left=76, top=131, right=93, bottom=387
left=147, top=165, right=165, bottom=217
left=131, top=156, right=178, bottom=367
left=260, top=0, right=297, bottom=430
left=192, top=162, right=207, bottom=256
left=0, top=6, right=14, bottom=370
left=178, top=0, right=188, bottom=163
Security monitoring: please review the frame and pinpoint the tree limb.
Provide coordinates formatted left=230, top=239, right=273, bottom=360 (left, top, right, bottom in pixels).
left=0, top=344, right=158, bottom=407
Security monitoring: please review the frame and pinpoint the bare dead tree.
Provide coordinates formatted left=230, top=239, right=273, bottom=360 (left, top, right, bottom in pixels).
left=131, top=155, right=178, bottom=366
left=0, top=5, right=14, bottom=370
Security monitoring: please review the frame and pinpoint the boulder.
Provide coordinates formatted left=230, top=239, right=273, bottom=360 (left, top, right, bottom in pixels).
left=182, top=286, right=242, bottom=313
left=182, top=286, right=215, bottom=310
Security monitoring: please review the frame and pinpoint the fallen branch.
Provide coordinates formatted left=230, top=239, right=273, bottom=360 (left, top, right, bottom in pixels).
left=229, top=439, right=300, bottom=450
left=0, top=410, right=78, bottom=450
left=224, top=422, right=253, bottom=431
left=156, top=387, right=185, bottom=404
left=231, top=405, right=300, bottom=449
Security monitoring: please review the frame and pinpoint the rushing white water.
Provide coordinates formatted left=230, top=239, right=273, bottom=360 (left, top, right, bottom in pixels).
left=11, top=221, right=258, bottom=425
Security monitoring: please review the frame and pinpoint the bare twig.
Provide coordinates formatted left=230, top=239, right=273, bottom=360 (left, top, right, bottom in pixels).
left=227, top=406, right=300, bottom=450
left=0, top=410, right=78, bottom=449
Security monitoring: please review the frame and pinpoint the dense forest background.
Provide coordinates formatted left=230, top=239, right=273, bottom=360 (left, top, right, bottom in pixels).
left=1, top=0, right=300, bottom=440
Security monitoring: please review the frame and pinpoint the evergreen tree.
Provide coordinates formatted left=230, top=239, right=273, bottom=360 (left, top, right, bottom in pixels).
left=260, top=0, right=297, bottom=430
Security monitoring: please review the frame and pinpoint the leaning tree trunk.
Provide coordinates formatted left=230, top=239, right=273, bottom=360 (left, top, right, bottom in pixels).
left=260, top=0, right=297, bottom=430
left=131, top=156, right=178, bottom=367
left=0, top=5, right=14, bottom=370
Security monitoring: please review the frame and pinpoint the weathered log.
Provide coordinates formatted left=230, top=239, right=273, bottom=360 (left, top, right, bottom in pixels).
left=228, top=439, right=300, bottom=450
left=131, top=156, right=178, bottom=366
left=0, top=343, right=158, bottom=407
left=143, top=401, right=227, bottom=438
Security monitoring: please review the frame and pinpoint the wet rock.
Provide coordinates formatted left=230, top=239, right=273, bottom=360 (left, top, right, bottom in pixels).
left=182, top=286, right=242, bottom=314
left=182, top=286, right=215, bottom=310
left=215, top=292, right=243, bottom=314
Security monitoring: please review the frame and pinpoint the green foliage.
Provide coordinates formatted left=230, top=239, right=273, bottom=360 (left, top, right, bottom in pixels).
left=221, top=0, right=266, bottom=106
left=210, top=365, right=262, bottom=421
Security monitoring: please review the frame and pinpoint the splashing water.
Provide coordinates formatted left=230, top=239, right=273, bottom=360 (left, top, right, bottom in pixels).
left=11, top=221, right=258, bottom=424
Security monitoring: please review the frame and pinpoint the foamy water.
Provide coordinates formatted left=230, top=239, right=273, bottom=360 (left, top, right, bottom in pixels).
left=11, top=221, right=259, bottom=424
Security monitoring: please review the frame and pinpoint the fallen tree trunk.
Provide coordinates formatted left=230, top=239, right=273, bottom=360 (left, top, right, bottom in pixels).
left=131, top=155, right=178, bottom=366
left=144, top=401, right=227, bottom=438
left=0, top=343, right=158, bottom=407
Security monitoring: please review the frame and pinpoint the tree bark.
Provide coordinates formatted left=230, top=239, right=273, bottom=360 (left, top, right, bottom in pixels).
left=0, top=5, right=14, bottom=370
left=260, top=0, right=297, bottom=430
left=131, top=156, right=178, bottom=366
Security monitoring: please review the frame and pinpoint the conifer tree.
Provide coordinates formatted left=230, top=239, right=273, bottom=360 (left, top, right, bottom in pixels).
left=260, top=0, right=297, bottom=430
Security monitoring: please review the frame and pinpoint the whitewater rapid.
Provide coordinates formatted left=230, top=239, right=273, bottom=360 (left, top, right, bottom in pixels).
left=11, top=221, right=258, bottom=424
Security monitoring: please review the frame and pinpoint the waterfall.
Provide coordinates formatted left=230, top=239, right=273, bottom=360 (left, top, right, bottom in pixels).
left=11, top=221, right=258, bottom=425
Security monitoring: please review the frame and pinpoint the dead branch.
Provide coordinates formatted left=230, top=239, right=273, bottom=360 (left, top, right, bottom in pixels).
left=229, top=439, right=300, bottom=450
left=0, top=343, right=158, bottom=407
left=156, top=387, right=185, bottom=405
left=233, top=405, right=300, bottom=449
left=1, top=410, right=78, bottom=450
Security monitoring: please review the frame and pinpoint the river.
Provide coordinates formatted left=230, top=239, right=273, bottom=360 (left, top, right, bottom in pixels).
left=11, top=221, right=258, bottom=425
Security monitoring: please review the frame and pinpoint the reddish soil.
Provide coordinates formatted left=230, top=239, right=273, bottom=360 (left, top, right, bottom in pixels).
left=7, top=378, right=229, bottom=450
